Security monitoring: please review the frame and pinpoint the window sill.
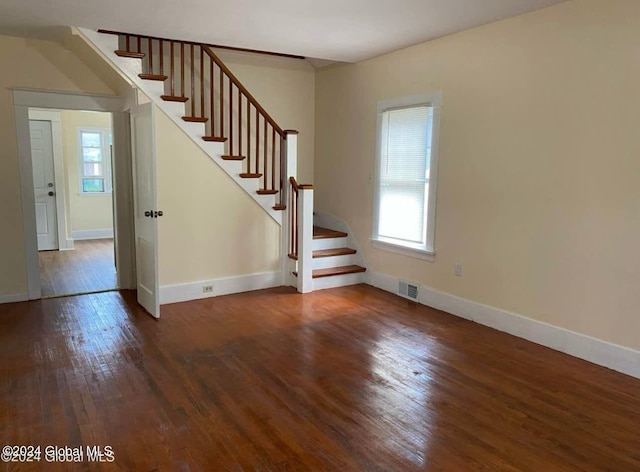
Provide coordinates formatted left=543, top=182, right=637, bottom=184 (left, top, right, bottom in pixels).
left=370, top=238, right=435, bottom=262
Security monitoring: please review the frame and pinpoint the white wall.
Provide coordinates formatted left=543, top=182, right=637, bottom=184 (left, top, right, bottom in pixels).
left=156, top=109, right=281, bottom=287
left=314, top=0, right=640, bottom=351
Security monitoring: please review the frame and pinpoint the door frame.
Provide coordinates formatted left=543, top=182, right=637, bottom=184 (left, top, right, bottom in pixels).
left=13, top=88, right=136, bottom=299
left=28, top=109, right=72, bottom=251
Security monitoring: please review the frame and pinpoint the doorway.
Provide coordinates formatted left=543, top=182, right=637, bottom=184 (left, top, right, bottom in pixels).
left=14, top=89, right=136, bottom=300
left=29, top=109, right=118, bottom=297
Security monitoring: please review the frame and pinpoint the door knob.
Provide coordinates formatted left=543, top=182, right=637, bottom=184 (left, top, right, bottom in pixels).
left=48, top=191, right=55, bottom=196
left=48, top=183, right=54, bottom=188
left=144, top=210, right=152, bottom=217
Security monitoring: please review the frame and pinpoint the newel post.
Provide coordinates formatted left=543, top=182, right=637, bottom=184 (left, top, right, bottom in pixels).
left=284, top=130, right=298, bottom=181
left=282, top=130, right=299, bottom=287
left=297, top=186, right=314, bottom=293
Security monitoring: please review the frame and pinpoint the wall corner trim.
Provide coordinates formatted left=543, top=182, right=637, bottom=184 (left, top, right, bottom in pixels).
left=366, top=271, right=640, bottom=380
left=160, top=271, right=282, bottom=304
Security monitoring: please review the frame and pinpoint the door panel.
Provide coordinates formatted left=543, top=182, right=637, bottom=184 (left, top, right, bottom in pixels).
left=35, top=203, right=49, bottom=235
left=131, top=102, right=160, bottom=318
left=30, top=120, right=58, bottom=251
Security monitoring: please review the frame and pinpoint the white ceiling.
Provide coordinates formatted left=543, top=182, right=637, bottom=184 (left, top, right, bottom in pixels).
left=0, top=0, right=566, bottom=62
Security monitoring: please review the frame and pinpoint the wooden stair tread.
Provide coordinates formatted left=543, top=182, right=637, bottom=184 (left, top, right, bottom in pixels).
left=272, top=205, right=286, bottom=211
left=314, top=248, right=357, bottom=258
left=239, top=173, right=262, bottom=178
left=221, top=155, right=246, bottom=161
left=257, top=189, right=278, bottom=195
left=293, top=265, right=366, bottom=278
left=161, top=95, right=189, bottom=102
left=202, top=136, right=227, bottom=142
left=313, top=226, right=348, bottom=239
left=182, top=116, right=208, bottom=123
left=314, top=265, right=366, bottom=278
left=115, top=50, right=144, bottom=59
left=138, top=73, right=167, bottom=81
left=288, top=247, right=357, bottom=260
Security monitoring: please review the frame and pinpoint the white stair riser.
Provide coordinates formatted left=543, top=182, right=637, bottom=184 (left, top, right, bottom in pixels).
left=118, top=57, right=144, bottom=76
left=231, top=173, right=262, bottom=193
left=313, top=254, right=357, bottom=270
left=140, top=80, right=165, bottom=97
left=312, top=237, right=348, bottom=250
left=312, top=272, right=365, bottom=291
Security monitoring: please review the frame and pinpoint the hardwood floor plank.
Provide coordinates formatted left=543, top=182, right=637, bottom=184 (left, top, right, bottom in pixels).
left=0, top=285, right=639, bottom=471
left=38, top=239, right=117, bottom=298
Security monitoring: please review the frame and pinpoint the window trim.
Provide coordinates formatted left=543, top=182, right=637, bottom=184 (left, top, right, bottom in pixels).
left=77, top=127, right=112, bottom=195
left=372, top=91, right=442, bottom=260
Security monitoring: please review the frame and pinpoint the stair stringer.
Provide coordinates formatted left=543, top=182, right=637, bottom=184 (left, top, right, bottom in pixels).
left=76, top=27, right=282, bottom=225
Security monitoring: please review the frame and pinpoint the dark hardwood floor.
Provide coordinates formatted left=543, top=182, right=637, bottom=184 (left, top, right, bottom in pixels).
left=0, top=285, right=639, bottom=471
left=38, top=239, right=117, bottom=298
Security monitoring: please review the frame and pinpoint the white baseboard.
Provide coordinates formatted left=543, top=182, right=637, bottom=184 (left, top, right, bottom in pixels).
left=71, top=228, right=114, bottom=240
left=160, top=271, right=281, bottom=304
left=367, top=271, right=640, bottom=379
left=0, top=293, right=28, bottom=304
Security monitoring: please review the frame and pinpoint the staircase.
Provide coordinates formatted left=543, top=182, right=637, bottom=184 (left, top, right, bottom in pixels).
left=77, top=28, right=365, bottom=293
left=293, top=226, right=366, bottom=290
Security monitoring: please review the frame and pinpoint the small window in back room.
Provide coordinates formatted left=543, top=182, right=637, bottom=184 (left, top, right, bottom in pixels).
left=372, top=92, right=442, bottom=260
left=78, top=128, right=112, bottom=194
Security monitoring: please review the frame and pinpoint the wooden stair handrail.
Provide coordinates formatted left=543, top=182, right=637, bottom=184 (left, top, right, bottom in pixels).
left=290, top=176, right=299, bottom=193
left=98, top=29, right=305, bottom=60
left=202, top=46, right=284, bottom=138
left=289, top=176, right=314, bottom=194
left=107, top=28, right=295, bottom=138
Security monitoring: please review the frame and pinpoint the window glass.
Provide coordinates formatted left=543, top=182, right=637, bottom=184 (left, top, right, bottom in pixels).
left=378, top=106, right=432, bottom=245
left=78, top=129, right=112, bottom=193
left=82, top=178, right=105, bottom=193
left=373, top=92, right=441, bottom=256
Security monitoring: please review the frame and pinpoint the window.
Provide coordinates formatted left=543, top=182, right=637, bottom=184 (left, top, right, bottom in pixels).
left=372, top=92, right=441, bottom=260
left=78, top=128, right=112, bottom=194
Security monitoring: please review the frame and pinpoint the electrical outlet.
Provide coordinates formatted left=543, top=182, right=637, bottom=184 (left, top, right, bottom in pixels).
left=202, top=285, right=213, bottom=293
left=454, top=263, right=463, bottom=277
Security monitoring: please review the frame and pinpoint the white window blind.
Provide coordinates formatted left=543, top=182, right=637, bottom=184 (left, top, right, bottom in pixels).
left=378, top=105, right=433, bottom=246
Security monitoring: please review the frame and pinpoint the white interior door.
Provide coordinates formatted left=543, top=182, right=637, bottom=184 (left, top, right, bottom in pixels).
left=131, top=102, right=160, bottom=318
left=29, top=120, right=58, bottom=251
